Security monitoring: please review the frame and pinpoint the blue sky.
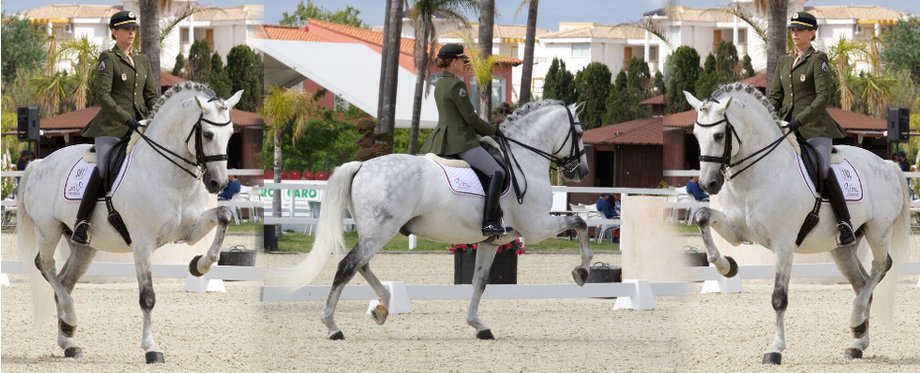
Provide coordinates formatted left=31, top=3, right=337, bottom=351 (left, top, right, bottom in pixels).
left=3, top=1, right=918, bottom=30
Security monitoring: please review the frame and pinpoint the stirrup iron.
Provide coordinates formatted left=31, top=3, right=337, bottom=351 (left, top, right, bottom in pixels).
left=836, top=221, right=855, bottom=246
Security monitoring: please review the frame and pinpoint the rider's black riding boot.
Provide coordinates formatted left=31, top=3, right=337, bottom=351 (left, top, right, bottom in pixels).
left=71, top=168, right=103, bottom=245
left=481, top=172, right=508, bottom=236
left=824, top=171, right=856, bottom=246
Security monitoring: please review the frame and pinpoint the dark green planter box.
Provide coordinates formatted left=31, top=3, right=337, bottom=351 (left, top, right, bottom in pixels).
left=453, top=249, right=518, bottom=284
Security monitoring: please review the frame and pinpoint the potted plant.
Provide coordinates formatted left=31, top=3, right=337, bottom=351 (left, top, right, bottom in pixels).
left=450, top=238, right=524, bottom=284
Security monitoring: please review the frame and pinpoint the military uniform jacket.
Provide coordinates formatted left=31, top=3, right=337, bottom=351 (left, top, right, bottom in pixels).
left=82, top=46, right=158, bottom=138
left=420, top=72, right=496, bottom=155
left=768, top=46, right=846, bottom=140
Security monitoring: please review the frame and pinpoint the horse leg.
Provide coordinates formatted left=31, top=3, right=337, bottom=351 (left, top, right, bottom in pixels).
left=840, top=233, right=895, bottom=359
left=54, top=243, right=98, bottom=358
left=466, top=243, right=499, bottom=339
left=33, top=233, right=84, bottom=358
left=763, top=248, right=793, bottom=365
left=133, top=245, right=164, bottom=363
left=322, top=242, right=375, bottom=340
left=186, top=206, right=234, bottom=277
left=829, top=244, right=872, bottom=358
left=521, top=214, right=592, bottom=285
left=693, top=207, right=740, bottom=277
left=358, top=264, right=391, bottom=325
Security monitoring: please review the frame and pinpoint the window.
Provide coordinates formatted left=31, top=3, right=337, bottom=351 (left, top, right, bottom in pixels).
left=469, top=77, right=507, bottom=110
left=738, top=29, right=747, bottom=44
left=571, top=43, right=589, bottom=58
left=649, top=46, right=659, bottom=62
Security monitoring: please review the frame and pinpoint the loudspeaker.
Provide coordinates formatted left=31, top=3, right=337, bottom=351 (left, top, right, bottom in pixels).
left=17, top=106, right=40, bottom=141
left=887, top=107, right=910, bottom=142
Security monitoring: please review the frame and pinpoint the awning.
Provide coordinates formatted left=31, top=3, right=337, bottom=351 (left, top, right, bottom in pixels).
left=252, top=39, right=439, bottom=128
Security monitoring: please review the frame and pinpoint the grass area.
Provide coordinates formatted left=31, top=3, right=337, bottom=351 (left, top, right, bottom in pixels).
left=227, top=221, right=262, bottom=234
left=274, top=230, right=620, bottom=254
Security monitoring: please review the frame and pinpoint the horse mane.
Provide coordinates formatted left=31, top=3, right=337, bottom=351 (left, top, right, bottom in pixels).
left=148, top=81, right=217, bottom=121
left=501, top=99, right=566, bottom=126
left=710, top=82, right=783, bottom=128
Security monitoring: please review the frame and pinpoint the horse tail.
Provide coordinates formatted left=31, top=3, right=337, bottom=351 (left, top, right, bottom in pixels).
left=873, top=162, right=909, bottom=327
left=15, top=160, right=56, bottom=328
left=278, top=161, right=362, bottom=289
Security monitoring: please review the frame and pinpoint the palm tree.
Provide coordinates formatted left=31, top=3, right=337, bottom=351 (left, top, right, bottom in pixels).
left=477, top=0, right=495, bottom=120
left=31, top=35, right=69, bottom=116
left=753, top=0, right=788, bottom=87
left=60, top=36, right=100, bottom=110
left=139, top=0, right=173, bottom=95
left=458, top=31, right=499, bottom=114
left=827, top=36, right=867, bottom=111
left=518, top=0, right=538, bottom=105
left=260, top=87, right=321, bottom=242
left=376, top=0, right=405, bottom=154
left=407, top=0, right=477, bottom=155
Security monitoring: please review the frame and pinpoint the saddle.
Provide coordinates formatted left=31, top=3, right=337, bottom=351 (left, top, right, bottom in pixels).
left=792, top=134, right=850, bottom=246
left=83, top=122, right=146, bottom=190
left=424, top=137, right=511, bottom=192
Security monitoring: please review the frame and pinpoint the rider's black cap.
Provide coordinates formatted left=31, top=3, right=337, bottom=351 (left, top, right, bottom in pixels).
left=788, top=12, right=817, bottom=30
left=110, top=10, right=139, bottom=29
left=438, top=43, right=467, bottom=60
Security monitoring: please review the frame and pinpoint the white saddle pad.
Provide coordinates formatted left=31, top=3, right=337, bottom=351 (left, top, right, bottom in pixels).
left=796, top=155, right=863, bottom=202
left=64, top=154, right=132, bottom=201
left=434, top=162, right=510, bottom=197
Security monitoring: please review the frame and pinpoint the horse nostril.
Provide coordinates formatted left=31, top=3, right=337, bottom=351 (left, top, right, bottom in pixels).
left=706, top=181, right=716, bottom=192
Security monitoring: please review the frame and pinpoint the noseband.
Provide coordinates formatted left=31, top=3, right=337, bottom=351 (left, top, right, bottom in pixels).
left=496, top=104, right=586, bottom=203
left=134, top=98, right=232, bottom=179
left=696, top=103, right=793, bottom=180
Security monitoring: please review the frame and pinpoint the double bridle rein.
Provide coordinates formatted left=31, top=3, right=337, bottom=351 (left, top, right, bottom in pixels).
left=496, top=104, right=586, bottom=203
left=696, top=103, right=793, bottom=180
left=133, top=98, right=232, bottom=179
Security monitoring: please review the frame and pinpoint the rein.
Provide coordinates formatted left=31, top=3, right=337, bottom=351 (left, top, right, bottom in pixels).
left=697, top=112, right=793, bottom=180
left=131, top=99, right=232, bottom=179
left=496, top=104, right=585, bottom=203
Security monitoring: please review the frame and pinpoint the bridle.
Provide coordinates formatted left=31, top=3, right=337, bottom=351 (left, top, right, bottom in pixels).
left=496, top=104, right=586, bottom=203
left=133, top=97, right=232, bottom=179
left=696, top=99, right=793, bottom=180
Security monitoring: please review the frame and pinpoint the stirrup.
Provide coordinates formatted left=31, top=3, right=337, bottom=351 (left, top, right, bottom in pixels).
left=836, top=221, right=855, bottom=246
left=71, top=220, right=92, bottom=245
left=482, top=223, right=510, bottom=236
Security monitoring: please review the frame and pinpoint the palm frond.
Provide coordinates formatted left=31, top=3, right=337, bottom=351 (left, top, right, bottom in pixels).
left=716, top=5, right=767, bottom=45
left=634, top=17, right=672, bottom=50
left=160, top=4, right=211, bottom=45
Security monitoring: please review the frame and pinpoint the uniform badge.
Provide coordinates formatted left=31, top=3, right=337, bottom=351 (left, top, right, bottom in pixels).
left=121, top=73, right=128, bottom=81
left=792, top=13, right=799, bottom=19
left=821, top=61, right=828, bottom=72
left=800, top=74, right=806, bottom=82
left=128, top=12, right=135, bottom=18
left=98, top=61, right=106, bottom=71
left=458, top=87, right=467, bottom=97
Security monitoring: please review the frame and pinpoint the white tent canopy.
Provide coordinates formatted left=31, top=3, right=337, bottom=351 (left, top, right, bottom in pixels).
left=252, top=39, right=438, bottom=128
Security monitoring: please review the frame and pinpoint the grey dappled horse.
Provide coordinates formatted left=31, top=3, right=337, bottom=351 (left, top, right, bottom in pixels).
left=17, top=82, right=242, bottom=363
left=281, top=100, right=591, bottom=340
left=685, top=84, right=908, bottom=365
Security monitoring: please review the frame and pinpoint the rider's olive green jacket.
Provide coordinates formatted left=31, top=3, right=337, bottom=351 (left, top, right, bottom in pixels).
left=420, top=72, right=496, bottom=156
left=82, top=46, right=157, bottom=138
left=768, top=46, right=846, bottom=140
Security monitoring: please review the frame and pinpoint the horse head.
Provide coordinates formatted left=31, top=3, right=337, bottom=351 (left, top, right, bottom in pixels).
left=685, top=84, right=786, bottom=194
left=559, top=103, right=589, bottom=182
left=191, top=90, right=243, bottom=193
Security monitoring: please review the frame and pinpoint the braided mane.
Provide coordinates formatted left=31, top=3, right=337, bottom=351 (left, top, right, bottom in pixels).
left=710, top=82, right=783, bottom=128
left=148, top=81, right=216, bottom=120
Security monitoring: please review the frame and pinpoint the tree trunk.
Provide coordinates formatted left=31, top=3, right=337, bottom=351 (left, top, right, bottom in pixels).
left=478, top=0, right=495, bottom=120
left=139, top=0, right=161, bottom=95
left=377, top=0, right=393, bottom=121
left=377, top=0, right=404, bottom=154
left=764, top=0, right=787, bottom=89
left=272, top=127, right=283, bottom=239
left=519, top=0, right=538, bottom=105
left=409, top=27, right=429, bottom=155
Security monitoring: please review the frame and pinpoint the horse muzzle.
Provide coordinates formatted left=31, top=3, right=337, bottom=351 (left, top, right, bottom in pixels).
left=564, top=164, right=589, bottom=182
left=202, top=171, right=227, bottom=194
left=701, top=173, right=724, bottom=195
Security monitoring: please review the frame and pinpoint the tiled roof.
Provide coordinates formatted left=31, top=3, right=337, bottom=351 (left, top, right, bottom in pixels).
left=806, top=5, right=905, bottom=22
left=583, top=117, right=663, bottom=145
left=195, top=5, right=263, bottom=22
left=640, top=73, right=767, bottom=106
left=466, top=23, right=552, bottom=40
left=261, top=25, right=329, bottom=41
left=159, top=70, right=187, bottom=87
left=640, top=95, right=664, bottom=105
left=41, top=107, right=263, bottom=130
left=664, top=107, right=885, bottom=131
left=665, top=6, right=736, bottom=22
left=20, top=4, right=120, bottom=21
left=541, top=23, right=647, bottom=40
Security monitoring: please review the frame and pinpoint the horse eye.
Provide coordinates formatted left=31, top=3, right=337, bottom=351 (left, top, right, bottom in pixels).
left=714, top=132, right=725, bottom=141
left=203, top=131, right=214, bottom=140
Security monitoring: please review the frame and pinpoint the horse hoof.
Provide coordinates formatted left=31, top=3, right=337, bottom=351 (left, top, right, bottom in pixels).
left=476, top=329, right=495, bottom=340
left=188, top=255, right=205, bottom=277
left=762, top=352, right=782, bottom=365
left=845, top=348, right=863, bottom=359
left=724, top=256, right=739, bottom=278
left=329, top=331, right=345, bottom=340
left=571, top=267, right=588, bottom=286
left=371, top=304, right=389, bottom=325
left=64, top=347, right=83, bottom=358
left=145, top=351, right=165, bottom=364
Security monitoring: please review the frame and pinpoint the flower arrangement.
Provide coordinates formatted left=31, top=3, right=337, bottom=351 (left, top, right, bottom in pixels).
left=449, top=237, right=525, bottom=256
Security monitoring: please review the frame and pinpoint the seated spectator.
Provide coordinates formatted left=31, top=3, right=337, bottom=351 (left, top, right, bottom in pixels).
left=596, top=193, right=619, bottom=219
left=897, top=151, right=910, bottom=172
left=218, top=175, right=241, bottom=201
left=687, top=176, right=710, bottom=201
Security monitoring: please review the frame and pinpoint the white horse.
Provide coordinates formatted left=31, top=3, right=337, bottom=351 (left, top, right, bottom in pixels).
left=281, top=100, right=592, bottom=340
left=17, top=82, right=243, bottom=363
left=684, top=84, right=908, bottom=364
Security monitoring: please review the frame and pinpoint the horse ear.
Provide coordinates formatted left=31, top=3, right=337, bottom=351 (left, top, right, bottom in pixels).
left=194, top=96, right=210, bottom=114
left=684, top=91, right=702, bottom=109
left=715, top=96, right=733, bottom=114
left=226, top=90, right=244, bottom=109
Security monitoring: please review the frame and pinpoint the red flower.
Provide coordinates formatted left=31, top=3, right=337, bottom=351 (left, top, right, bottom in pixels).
left=449, top=238, right=524, bottom=255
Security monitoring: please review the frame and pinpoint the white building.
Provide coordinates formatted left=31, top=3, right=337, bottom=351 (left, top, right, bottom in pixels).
left=18, top=0, right=262, bottom=73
